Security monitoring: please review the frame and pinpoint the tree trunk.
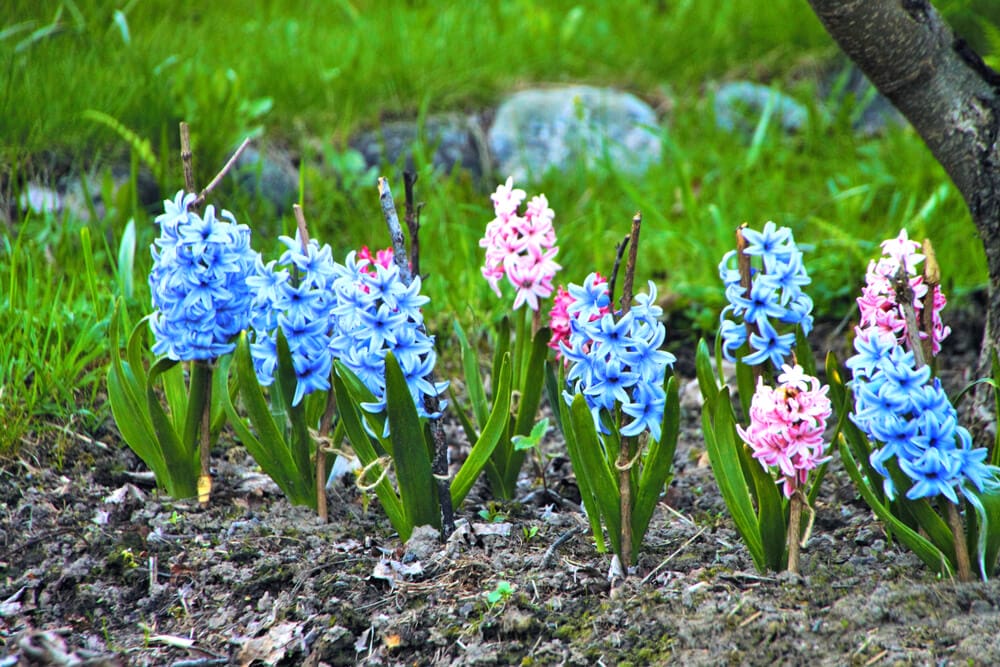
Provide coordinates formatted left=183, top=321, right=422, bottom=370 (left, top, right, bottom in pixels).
left=806, top=0, right=1000, bottom=382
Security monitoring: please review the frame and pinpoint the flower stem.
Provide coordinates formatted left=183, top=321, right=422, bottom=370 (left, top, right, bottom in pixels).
left=194, top=360, right=213, bottom=506
left=316, top=382, right=338, bottom=523
left=945, top=501, right=973, bottom=581
left=787, top=488, right=803, bottom=575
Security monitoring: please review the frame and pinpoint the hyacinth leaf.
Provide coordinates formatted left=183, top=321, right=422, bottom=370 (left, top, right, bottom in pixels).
left=335, top=361, right=392, bottom=456
left=514, top=326, right=551, bottom=436
left=107, top=300, right=170, bottom=491
left=145, top=356, right=199, bottom=499
left=448, top=384, right=481, bottom=452
left=884, top=463, right=954, bottom=559
left=735, top=356, right=756, bottom=422
left=695, top=338, right=719, bottom=416
left=180, top=360, right=212, bottom=459
left=568, top=392, right=622, bottom=558
left=558, top=390, right=605, bottom=553
left=161, top=362, right=187, bottom=437
left=454, top=321, right=489, bottom=428
left=967, top=488, right=1000, bottom=579
left=226, top=332, right=315, bottom=509
left=794, top=325, right=816, bottom=377
left=451, top=353, right=512, bottom=508
left=839, top=436, right=953, bottom=576
left=743, top=437, right=787, bottom=571
left=544, top=362, right=563, bottom=433
left=332, top=367, right=408, bottom=538
left=491, top=316, right=511, bottom=399
left=384, top=351, right=441, bottom=533
left=273, top=331, right=314, bottom=486
left=632, top=375, right=679, bottom=548
left=704, top=387, right=767, bottom=571
left=994, top=349, right=1000, bottom=467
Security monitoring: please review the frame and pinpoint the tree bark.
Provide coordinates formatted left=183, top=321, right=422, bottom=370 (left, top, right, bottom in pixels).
left=806, top=0, right=1000, bottom=381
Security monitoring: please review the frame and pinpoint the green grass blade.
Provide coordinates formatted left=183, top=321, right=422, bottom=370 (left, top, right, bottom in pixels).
left=384, top=352, right=440, bottom=533
left=451, top=353, right=512, bottom=508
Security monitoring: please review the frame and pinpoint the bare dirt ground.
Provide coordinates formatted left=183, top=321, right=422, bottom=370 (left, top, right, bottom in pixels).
left=2, top=301, right=1000, bottom=666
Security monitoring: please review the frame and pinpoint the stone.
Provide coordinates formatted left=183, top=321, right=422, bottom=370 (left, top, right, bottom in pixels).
left=18, top=184, right=62, bottom=216
left=349, top=113, right=488, bottom=179
left=488, top=85, right=662, bottom=183
left=820, top=64, right=905, bottom=137
left=713, top=81, right=808, bottom=136
left=234, top=144, right=299, bottom=216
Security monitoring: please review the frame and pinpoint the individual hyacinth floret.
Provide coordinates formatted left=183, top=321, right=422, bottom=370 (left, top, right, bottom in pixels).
left=480, top=177, right=561, bottom=311
left=847, top=330, right=997, bottom=503
left=149, top=190, right=256, bottom=361
left=856, top=229, right=950, bottom=357
left=560, top=273, right=675, bottom=441
left=718, top=221, right=814, bottom=367
left=246, top=230, right=338, bottom=406
left=329, top=251, right=447, bottom=430
left=737, top=364, right=832, bottom=498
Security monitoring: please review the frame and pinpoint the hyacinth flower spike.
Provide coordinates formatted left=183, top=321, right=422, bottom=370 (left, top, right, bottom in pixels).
left=698, top=221, right=827, bottom=574
left=557, top=213, right=680, bottom=572
left=838, top=230, right=1000, bottom=581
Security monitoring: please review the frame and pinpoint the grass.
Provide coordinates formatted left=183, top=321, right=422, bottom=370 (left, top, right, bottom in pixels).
left=0, top=0, right=995, bottom=454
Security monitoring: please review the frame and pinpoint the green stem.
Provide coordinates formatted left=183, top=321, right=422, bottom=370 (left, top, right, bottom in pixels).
left=945, top=501, right=973, bottom=582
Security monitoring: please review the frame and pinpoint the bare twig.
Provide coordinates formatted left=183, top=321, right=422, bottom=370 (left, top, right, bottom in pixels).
left=542, top=526, right=583, bottom=568
left=607, top=234, right=630, bottom=308
left=376, top=176, right=454, bottom=538
left=404, top=171, right=423, bottom=277
left=641, top=526, right=707, bottom=584
left=191, top=137, right=252, bottom=211
left=893, top=266, right=927, bottom=370
left=921, top=238, right=940, bottom=366
left=180, top=122, right=196, bottom=206
left=619, top=212, right=642, bottom=315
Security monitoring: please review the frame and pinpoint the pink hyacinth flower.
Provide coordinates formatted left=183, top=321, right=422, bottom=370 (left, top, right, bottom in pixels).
left=737, top=364, right=832, bottom=498
left=480, top=178, right=561, bottom=311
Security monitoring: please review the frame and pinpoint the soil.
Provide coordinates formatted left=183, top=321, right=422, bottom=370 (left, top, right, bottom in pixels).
left=2, top=304, right=1000, bottom=667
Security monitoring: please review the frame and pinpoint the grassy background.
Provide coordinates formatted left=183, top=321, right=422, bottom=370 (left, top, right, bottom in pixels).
left=1, top=0, right=997, bottom=452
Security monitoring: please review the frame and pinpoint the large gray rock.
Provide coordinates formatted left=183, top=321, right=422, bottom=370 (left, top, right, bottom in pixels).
left=349, top=113, right=489, bottom=179
left=487, top=85, right=662, bottom=183
left=713, top=81, right=808, bottom=136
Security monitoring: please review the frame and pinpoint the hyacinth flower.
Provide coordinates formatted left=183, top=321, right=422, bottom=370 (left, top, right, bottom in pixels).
left=454, top=178, right=562, bottom=500
left=697, top=221, right=828, bottom=573
left=225, top=215, right=342, bottom=515
left=333, top=178, right=515, bottom=542
left=736, top=365, right=832, bottom=573
left=555, top=214, right=680, bottom=571
left=833, top=229, right=1000, bottom=581
left=109, top=190, right=256, bottom=500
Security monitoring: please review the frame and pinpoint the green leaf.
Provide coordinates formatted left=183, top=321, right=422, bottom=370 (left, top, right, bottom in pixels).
left=568, top=393, right=622, bottom=559
left=742, top=437, right=787, bottom=571
left=695, top=338, right=719, bottom=416
left=512, top=417, right=549, bottom=452
left=107, top=300, right=168, bottom=486
left=735, top=357, right=756, bottom=422
left=454, top=320, right=489, bottom=428
left=491, top=316, right=511, bottom=399
left=384, top=352, right=440, bottom=533
left=704, top=388, right=766, bottom=571
left=839, top=437, right=953, bottom=576
left=227, top=333, right=314, bottom=508
left=145, top=356, right=198, bottom=499
left=333, top=367, right=408, bottom=538
left=967, top=487, right=1000, bottom=579
left=117, top=218, right=136, bottom=299
left=451, top=354, right=513, bottom=508
left=633, top=375, right=679, bottom=548
left=558, top=391, right=605, bottom=553
left=794, top=325, right=816, bottom=377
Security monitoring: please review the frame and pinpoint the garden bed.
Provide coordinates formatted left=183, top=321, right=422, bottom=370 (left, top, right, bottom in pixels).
left=2, top=305, right=998, bottom=666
